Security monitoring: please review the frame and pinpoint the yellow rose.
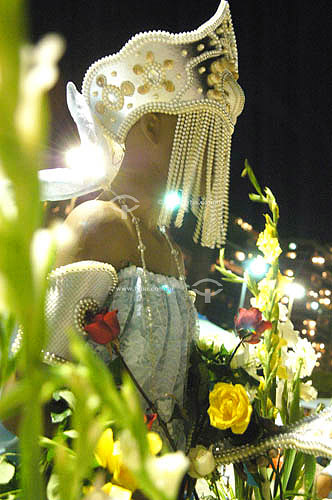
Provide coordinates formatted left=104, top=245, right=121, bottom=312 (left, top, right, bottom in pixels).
left=207, top=382, right=252, bottom=434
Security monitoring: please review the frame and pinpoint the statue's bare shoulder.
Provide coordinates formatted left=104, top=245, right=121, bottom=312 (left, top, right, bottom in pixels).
left=55, top=200, right=136, bottom=270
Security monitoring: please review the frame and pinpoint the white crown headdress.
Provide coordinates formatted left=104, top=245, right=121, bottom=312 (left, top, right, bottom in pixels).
left=82, top=0, right=243, bottom=144
left=39, top=0, right=244, bottom=248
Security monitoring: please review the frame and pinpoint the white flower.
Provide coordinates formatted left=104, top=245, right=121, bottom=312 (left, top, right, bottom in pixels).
left=229, top=342, right=249, bottom=369
left=276, top=379, right=285, bottom=411
left=118, top=429, right=140, bottom=471
left=278, top=320, right=299, bottom=348
left=196, top=321, right=238, bottom=355
left=250, top=297, right=258, bottom=308
left=147, top=451, right=189, bottom=498
left=300, top=381, right=318, bottom=401
left=188, top=445, right=216, bottom=478
left=279, top=303, right=289, bottom=322
left=230, top=343, right=260, bottom=381
left=285, top=338, right=318, bottom=378
left=196, top=332, right=223, bottom=355
left=16, top=34, right=65, bottom=146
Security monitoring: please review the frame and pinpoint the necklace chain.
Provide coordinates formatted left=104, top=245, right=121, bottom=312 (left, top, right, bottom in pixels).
left=113, top=194, right=190, bottom=406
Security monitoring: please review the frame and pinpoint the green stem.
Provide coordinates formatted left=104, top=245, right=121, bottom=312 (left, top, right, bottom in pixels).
left=211, top=476, right=221, bottom=500
left=228, top=337, right=247, bottom=366
left=269, top=457, right=284, bottom=500
left=112, top=343, right=177, bottom=451
left=258, top=466, right=271, bottom=500
left=0, top=490, right=21, bottom=498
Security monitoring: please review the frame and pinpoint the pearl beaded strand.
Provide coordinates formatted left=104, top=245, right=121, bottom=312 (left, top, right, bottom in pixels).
left=158, top=107, right=233, bottom=248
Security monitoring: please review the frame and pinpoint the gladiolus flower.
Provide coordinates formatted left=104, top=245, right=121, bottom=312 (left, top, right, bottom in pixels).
left=234, top=307, right=272, bottom=344
left=257, top=222, right=282, bottom=264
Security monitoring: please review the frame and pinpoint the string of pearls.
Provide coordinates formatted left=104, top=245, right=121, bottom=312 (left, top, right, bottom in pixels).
left=158, top=109, right=233, bottom=248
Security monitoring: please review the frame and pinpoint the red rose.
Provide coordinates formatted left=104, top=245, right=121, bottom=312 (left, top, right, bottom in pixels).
left=84, top=309, right=120, bottom=345
left=234, top=307, right=272, bottom=344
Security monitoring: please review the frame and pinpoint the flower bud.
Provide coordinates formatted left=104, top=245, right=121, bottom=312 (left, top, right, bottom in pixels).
left=188, top=445, right=216, bottom=478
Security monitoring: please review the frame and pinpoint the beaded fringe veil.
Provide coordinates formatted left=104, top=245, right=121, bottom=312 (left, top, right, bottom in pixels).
left=158, top=110, right=232, bottom=249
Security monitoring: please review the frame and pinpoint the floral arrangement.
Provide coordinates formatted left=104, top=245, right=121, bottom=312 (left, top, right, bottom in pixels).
left=187, top=162, right=320, bottom=500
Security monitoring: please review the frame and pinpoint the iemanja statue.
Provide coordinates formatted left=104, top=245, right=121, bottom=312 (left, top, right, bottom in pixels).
left=13, top=0, right=244, bottom=448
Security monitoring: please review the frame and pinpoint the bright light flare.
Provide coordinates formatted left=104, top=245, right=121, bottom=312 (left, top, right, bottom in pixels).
left=64, top=144, right=107, bottom=179
left=235, top=251, right=246, bottom=262
left=284, top=282, right=305, bottom=300
left=163, top=191, right=182, bottom=210
left=247, top=256, right=268, bottom=277
left=312, top=256, right=325, bottom=265
left=310, top=301, right=319, bottom=311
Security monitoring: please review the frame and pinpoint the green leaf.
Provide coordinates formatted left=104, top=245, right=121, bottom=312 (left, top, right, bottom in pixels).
left=249, top=193, right=265, bottom=203
left=281, top=449, right=296, bottom=491
left=286, top=451, right=304, bottom=491
left=243, top=159, right=264, bottom=198
left=215, top=250, right=244, bottom=284
left=264, top=187, right=276, bottom=206
left=304, top=454, right=316, bottom=494
left=245, top=272, right=259, bottom=296
left=53, top=390, right=76, bottom=409
left=198, top=362, right=210, bottom=404
left=280, top=380, right=289, bottom=425
left=0, top=460, right=15, bottom=485
left=219, top=276, right=244, bottom=283
left=264, top=213, right=275, bottom=228
left=216, top=249, right=244, bottom=283
left=51, top=408, right=72, bottom=424
left=63, top=429, right=78, bottom=439
left=289, top=374, right=302, bottom=424
left=0, top=379, right=29, bottom=420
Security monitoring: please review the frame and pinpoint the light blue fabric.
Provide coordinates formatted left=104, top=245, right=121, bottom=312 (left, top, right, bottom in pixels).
left=0, top=423, right=18, bottom=455
left=87, top=265, right=199, bottom=447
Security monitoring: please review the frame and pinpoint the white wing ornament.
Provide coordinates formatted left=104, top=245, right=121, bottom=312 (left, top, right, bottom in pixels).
left=38, top=82, right=125, bottom=201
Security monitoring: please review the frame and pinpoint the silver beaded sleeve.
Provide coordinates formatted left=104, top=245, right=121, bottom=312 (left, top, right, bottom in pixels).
left=12, top=260, right=118, bottom=364
left=213, top=406, right=332, bottom=464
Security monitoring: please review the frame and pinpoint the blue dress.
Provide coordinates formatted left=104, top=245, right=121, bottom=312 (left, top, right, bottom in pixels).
left=87, top=265, right=199, bottom=448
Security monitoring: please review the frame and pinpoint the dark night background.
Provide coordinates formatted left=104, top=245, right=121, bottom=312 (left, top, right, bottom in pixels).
left=29, top=0, right=332, bottom=243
